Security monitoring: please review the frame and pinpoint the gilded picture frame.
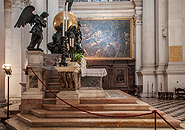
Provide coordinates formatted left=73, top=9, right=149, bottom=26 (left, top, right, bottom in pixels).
left=79, top=17, right=133, bottom=60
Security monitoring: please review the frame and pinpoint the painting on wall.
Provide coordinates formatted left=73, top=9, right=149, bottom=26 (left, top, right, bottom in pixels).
left=79, top=17, right=133, bottom=60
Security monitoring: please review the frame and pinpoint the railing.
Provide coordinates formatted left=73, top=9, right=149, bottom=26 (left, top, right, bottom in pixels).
left=25, top=67, right=177, bottom=130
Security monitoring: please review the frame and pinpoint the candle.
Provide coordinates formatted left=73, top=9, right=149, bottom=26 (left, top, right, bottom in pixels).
left=72, top=38, right=74, bottom=47
left=69, top=38, right=72, bottom=46
left=62, top=3, right=65, bottom=36
left=65, top=2, right=68, bottom=32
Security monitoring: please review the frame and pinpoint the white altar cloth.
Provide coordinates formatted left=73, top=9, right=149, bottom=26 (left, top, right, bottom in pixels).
left=81, top=68, right=107, bottom=77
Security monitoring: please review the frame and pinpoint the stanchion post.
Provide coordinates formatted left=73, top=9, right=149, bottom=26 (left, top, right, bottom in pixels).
left=7, top=76, right=10, bottom=119
left=155, top=111, right=156, bottom=130
left=2, top=64, right=12, bottom=119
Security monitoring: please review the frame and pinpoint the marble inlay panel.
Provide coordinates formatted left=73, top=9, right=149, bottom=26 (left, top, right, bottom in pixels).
left=81, top=76, right=100, bottom=87
left=169, top=46, right=182, bottom=62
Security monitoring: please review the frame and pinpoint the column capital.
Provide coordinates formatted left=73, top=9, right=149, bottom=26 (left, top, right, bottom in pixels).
left=5, top=0, right=31, bottom=9
left=134, top=14, right=142, bottom=25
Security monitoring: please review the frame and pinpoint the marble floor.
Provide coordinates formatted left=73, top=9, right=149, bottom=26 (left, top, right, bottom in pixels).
left=140, top=97, right=185, bottom=124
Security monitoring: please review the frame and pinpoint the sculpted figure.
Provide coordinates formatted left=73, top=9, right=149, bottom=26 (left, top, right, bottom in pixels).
left=14, top=5, right=49, bottom=51
left=47, top=25, right=63, bottom=53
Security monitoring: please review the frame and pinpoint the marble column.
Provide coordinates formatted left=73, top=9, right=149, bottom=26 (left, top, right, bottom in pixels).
left=166, top=0, right=185, bottom=92
left=0, top=0, right=6, bottom=106
left=156, top=0, right=168, bottom=92
left=141, top=0, right=156, bottom=97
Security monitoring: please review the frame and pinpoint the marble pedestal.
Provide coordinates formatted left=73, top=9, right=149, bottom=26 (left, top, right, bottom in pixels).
left=55, top=62, right=80, bottom=105
left=21, top=51, right=45, bottom=113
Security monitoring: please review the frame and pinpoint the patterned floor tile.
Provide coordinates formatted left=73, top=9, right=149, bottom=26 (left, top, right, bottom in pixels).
left=140, top=97, right=185, bottom=123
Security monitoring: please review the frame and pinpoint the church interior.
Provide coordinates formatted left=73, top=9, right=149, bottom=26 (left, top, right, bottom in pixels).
left=1, top=0, right=185, bottom=129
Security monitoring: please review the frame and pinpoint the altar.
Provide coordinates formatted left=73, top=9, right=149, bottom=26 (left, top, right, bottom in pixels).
left=79, top=68, right=107, bottom=98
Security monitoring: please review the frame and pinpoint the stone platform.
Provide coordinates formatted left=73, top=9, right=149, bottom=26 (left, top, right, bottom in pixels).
left=5, top=90, right=183, bottom=129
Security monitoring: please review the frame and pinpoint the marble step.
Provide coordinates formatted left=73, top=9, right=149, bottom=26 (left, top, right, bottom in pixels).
left=6, top=116, right=185, bottom=130
left=42, top=103, right=150, bottom=111
left=43, top=98, right=56, bottom=104
left=47, top=83, right=60, bottom=90
left=17, top=113, right=181, bottom=128
left=45, top=90, right=60, bottom=98
left=30, top=109, right=164, bottom=119
left=49, top=76, right=59, bottom=83
left=80, top=97, right=137, bottom=104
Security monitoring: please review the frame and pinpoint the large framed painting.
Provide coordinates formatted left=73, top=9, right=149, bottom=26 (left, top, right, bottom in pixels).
left=79, top=17, right=133, bottom=60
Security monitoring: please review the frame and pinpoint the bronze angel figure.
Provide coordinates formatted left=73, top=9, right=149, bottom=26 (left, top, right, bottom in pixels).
left=14, top=5, right=49, bottom=51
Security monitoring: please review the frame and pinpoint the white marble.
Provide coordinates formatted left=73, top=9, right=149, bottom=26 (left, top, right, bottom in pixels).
left=156, top=0, right=168, bottom=95
left=81, top=68, right=107, bottom=77
left=22, top=88, right=45, bottom=99
left=27, top=51, right=44, bottom=67
left=79, top=90, right=106, bottom=98
left=141, top=0, right=156, bottom=97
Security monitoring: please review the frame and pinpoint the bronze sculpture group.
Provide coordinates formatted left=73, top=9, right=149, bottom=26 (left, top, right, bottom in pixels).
left=14, top=1, right=84, bottom=66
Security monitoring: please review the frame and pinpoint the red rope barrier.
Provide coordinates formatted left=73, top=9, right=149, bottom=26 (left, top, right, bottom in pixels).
left=123, top=86, right=140, bottom=93
left=25, top=67, right=177, bottom=130
left=154, top=110, right=177, bottom=130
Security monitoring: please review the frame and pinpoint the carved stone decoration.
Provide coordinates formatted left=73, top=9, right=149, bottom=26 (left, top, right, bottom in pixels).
left=43, top=58, right=58, bottom=66
left=58, top=72, right=68, bottom=91
left=5, top=0, right=31, bottom=9
left=116, top=69, right=125, bottom=83
left=66, top=72, right=73, bottom=89
left=29, top=76, right=38, bottom=88
left=58, top=72, right=78, bottom=91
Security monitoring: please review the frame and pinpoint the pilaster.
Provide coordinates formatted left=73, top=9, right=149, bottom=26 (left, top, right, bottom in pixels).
left=4, top=0, right=30, bottom=103
left=166, top=0, right=185, bottom=92
left=141, top=0, right=156, bottom=97
left=134, top=0, right=143, bottom=85
left=0, top=0, right=6, bottom=106
left=156, top=0, right=168, bottom=92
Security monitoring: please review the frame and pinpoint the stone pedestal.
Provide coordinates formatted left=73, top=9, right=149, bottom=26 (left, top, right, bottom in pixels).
left=21, top=88, right=44, bottom=113
left=55, top=62, right=80, bottom=105
left=21, top=51, right=45, bottom=113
